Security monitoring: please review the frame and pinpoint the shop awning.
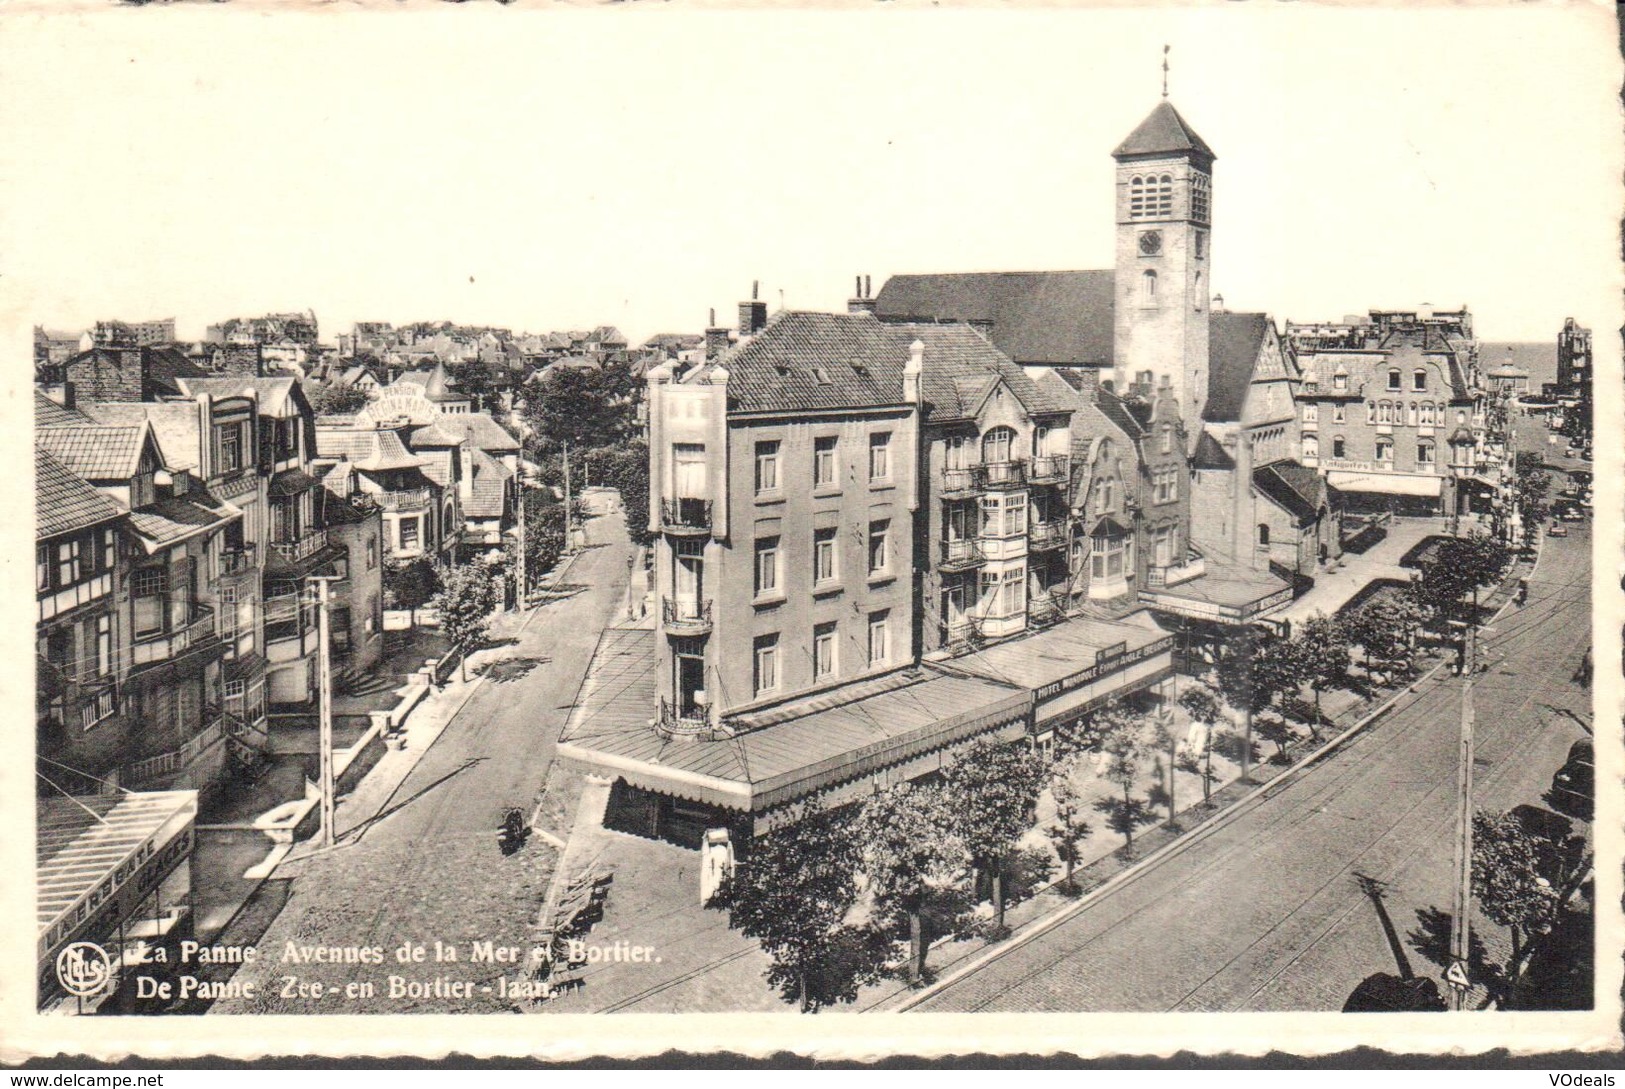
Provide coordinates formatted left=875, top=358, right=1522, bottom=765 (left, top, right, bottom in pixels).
left=1326, top=471, right=1442, bottom=498
left=36, top=790, right=196, bottom=942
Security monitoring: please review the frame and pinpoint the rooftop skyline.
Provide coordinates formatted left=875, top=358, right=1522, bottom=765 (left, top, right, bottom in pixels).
left=3, top=5, right=1620, bottom=346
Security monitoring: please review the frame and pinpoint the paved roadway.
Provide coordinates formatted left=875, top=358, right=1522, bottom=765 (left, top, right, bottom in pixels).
left=917, top=445, right=1592, bottom=1012
left=215, top=509, right=632, bottom=1013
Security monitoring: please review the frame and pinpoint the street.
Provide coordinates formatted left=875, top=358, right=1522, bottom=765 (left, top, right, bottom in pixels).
left=214, top=508, right=633, bottom=1014
left=915, top=447, right=1592, bottom=1012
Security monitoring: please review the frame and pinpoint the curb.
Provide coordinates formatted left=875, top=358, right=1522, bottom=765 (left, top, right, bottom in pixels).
left=888, top=561, right=1533, bottom=1013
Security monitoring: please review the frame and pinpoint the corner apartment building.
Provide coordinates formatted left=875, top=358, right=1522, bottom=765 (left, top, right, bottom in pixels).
left=644, top=311, right=922, bottom=736
left=1285, top=309, right=1487, bottom=517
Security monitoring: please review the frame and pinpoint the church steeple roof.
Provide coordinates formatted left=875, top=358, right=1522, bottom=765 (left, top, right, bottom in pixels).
left=1113, top=100, right=1215, bottom=163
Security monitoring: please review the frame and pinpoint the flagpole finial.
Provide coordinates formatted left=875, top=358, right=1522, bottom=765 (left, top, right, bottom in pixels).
left=1162, top=44, right=1171, bottom=98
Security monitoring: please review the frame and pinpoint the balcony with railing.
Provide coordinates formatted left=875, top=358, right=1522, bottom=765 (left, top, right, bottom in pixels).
left=976, top=460, right=1027, bottom=490
left=655, top=696, right=721, bottom=741
left=1027, top=590, right=1068, bottom=627
left=1027, top=519, right=1069, bottom=551
left=375, top=487, right=433, bottom=513
left=130, top=603, right=222, bottom=669
left=270, top=528, right=329, bottom=564
left=939, top=537, right=986, bottom=573
left=122, top=714, right=226, bottom=788
left=1027, top=454, right=1070, bottom=485
left=661, top=597, right=714, bottom=636
left=660, top=497, right=713, bottom=536
left=1145, top=552, right=1207, bottom=588
left=940, top=466, right=981, bottom=498
left=219, top=545, right=256, bottom=575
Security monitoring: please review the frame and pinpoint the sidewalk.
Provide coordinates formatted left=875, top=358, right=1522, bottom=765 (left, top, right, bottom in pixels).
left=1278, top=515, right=1480, bottom=625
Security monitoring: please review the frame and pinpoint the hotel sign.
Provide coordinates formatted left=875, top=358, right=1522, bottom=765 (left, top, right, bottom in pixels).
left=1034, top=636, right=1172, bottom=702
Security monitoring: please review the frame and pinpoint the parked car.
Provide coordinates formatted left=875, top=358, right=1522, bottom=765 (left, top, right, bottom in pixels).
left=1547, top=523, right=1569, bottom=537
left=1548, top=740, right=1593, bottom=821
left=1559, top=506, right=1585, bottom=523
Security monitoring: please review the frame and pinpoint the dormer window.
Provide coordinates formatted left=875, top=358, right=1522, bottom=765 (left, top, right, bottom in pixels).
left=1333, top=371, right=1348, bottom=392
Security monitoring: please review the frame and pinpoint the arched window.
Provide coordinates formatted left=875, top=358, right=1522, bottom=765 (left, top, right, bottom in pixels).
left=981, top=426, right=1016, bottom=465
left=1332, top=435, right=1346, bottom=459
left=1303, top=435, right=1320, bottom=461
left=1141, top=269, right=1158, bottom=303
left=1129, top=175, right=1147, bottom=218
left=1408, top=402, right=1418, bottom=427
left=1160, top=424, right=1174, bottom=454
left=1366, top=401, right=1376, bottom=423
left=1258, top=523, right=1271, bottom=547
left=1154, top=174, right=1174, bottom=216
left=1413, top=369, right=1427, bottom=392
left=1417, top=439, right=1435, bottom=466
left=1387, top=369, right=1401, bottom=391
left=1190, top=173, right=1210, bottom=222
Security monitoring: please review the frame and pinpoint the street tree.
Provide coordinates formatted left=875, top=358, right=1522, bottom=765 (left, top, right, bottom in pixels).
left=1419, top=532, right=1509, bottom=624
left=855, top=782, right=967, bottom=984
left=1044, top=767, right=1093, bottom=894
left=713, top=802, right=882, bottom=1012
left=583, top=441, right=654, bottom=548
left=429, top=561, right=500, bottom=681
left=1293, top=615, right=1351, bottom=739
left=1176, top=685, right=1224, bottom=804
left=521, top=489, right=567, bottom=590
left=1213, top=626, right=1279, bottom=781
left=1472, top=808, right=1561, bottom=1008
left=305, top=380, right=370, bottom=416
left=942, top=738, right=1048, bottom=933
left=1142, top=712, right=1180, bottom=827
left=1347, top=593, right=1425, bottom=680
left=382, top=555, right=439, bottom=626
left=521, top=365, right=639, bottom=454
left=1091, top=707, right=1158, bottom=855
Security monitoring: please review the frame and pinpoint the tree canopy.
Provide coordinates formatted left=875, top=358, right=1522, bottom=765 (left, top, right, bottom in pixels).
left=429, top=561, right=500, bottom=681
left=714, top=803, right=883, bottom=1012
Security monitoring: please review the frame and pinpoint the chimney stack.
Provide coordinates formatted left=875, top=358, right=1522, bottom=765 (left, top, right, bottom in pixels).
left=705, top=307, right=732, bottom=362
left=1068, top=367, right=1101, bottom=403
left=903, top=339, right=924, bottom=404
left=848, top=272, right=876, bottom=315
left=738, top=279, right=768, bottom=337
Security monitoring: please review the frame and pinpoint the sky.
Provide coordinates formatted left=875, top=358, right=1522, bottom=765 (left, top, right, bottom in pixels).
left=1, top=2, right=1621, bottom=347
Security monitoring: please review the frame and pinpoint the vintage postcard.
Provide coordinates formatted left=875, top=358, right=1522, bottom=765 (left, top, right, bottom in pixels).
left=1, top=0, right=1620, bottom=1064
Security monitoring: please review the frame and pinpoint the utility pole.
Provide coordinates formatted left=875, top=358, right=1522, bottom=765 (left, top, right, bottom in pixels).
left=513, top=476, right=527, bottom=610
left=562, top=439, right=574, bottom=552
left=307, top=575, right=338, bottom=849
left=1448, top=617, right=1476, bottom=1009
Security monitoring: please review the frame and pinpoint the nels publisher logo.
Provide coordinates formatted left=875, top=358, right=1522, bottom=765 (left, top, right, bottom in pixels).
left=56, top=941, right=114, bottom=998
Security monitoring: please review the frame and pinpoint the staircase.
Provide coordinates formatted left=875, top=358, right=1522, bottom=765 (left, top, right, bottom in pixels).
left=336, top=666, right=395, bottom=697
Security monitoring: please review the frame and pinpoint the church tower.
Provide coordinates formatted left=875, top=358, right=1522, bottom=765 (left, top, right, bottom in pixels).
left=1111, top=98, right=1214, bottom=437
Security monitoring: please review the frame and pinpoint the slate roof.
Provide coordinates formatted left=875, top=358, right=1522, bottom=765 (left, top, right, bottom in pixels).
left=416, top=448, right=454, bottom=489
left=35, top=424, right=151, bottom=480
left=875, top=270, right=1116, bottom=367
left=1113, top=100, right=1216, bottom=162
left=1191, top=429, right=1235, bottom=470
left=34, top=390, right=92, bottom=427
left=462, top=447, right=511, bottom=519
left=315, top=427, right=425, bottom=472
left=1095, top=387, right=1149, bottom=441
left=127, top=490, right=239, bottom=550
left=707, top=310, right=1071, bottom=421
left=1253, top=459, right=1324, bottom=522
left=175, top=375, right=302, bottom=417
left=81, top=401, right=202, bottom=472
left=1204, top=312, right=1270, bottom=423
left=145, top=344, right=207, bottom=381
left=36, top=445, right=124, bottom=540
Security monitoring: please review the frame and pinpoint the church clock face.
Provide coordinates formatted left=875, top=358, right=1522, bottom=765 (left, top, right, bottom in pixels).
left=1138, top=230, right=1162, bottom=256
